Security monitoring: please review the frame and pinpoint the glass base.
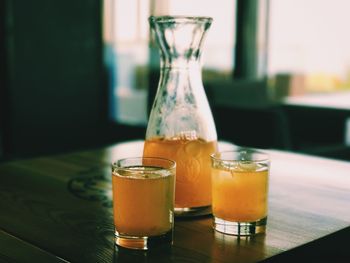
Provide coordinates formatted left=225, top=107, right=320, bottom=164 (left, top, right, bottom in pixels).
left=174, top=205, right=211, bottom=217
left=213, top=216, right=267, bottom=236
left=115, top=229, right=173, bottom=250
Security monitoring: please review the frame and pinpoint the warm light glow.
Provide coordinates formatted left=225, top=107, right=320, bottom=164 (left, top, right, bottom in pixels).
left=269, top=0, right=350, bottom=84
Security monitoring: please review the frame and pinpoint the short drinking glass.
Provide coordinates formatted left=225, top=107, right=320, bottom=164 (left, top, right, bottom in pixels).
left=210, top=149, right=270, bottom=236
left=112, top=157, right=176, bottom=249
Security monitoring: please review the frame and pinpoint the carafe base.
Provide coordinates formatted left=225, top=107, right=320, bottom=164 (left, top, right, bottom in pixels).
left=174, top=205, right=211, bottom=217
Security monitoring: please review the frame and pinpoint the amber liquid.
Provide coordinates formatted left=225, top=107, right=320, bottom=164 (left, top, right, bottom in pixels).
left=112, top=169, right=174, bottom=236
left=143, top=138, right=217, bottom=209
left=212, top=165, right=269, bottom=222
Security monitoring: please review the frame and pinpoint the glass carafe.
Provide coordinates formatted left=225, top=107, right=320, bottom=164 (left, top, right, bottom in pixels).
left=143, top=16, right=218, bottom=216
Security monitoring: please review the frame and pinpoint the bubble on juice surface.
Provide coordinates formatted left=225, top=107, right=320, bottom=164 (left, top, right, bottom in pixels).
left=227, top=161, right=256, bottom=177
left=121, top=166, right=172, bottom=179
left=238, top=161, right=257, bottom=171
left=141, top=172, right=164, bottom=179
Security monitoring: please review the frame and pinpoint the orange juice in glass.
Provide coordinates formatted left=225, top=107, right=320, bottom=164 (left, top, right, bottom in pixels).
left=112, top=157, right=175, bottom=250
left=211, top=149, right=269, bottom=236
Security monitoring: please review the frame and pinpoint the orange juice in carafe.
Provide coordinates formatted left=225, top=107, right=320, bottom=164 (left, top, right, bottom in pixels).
left=143, top=137, right=217, bottom=209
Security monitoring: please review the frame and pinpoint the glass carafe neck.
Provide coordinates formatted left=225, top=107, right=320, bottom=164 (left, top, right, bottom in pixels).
left=146, top=16, right=217, bottom=142
left=149, top=16, right=212, bottom=68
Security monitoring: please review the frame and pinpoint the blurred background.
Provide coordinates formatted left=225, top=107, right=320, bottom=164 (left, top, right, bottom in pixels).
left=1, top=0, right=350, bottom=161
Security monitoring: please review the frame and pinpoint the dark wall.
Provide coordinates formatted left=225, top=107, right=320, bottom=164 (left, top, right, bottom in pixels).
left=1, top=0, right=109, bottom=159
left=0, top=0, right=6, bottom=158
left=282, top=105, right=348, bottom=154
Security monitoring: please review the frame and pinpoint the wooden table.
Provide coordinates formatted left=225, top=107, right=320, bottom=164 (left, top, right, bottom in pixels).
left=0, top=140, right=349, bottom=263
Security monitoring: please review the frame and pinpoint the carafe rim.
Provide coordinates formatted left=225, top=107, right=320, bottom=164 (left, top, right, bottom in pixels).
left=149, top=15, right=213, bottom=24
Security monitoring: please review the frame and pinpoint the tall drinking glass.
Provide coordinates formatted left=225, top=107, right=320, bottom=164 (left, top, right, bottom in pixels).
left=112, top=157, right=176, bottom=249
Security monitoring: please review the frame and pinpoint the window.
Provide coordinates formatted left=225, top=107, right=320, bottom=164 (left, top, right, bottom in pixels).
left=268, top=0, right=350, bottom=96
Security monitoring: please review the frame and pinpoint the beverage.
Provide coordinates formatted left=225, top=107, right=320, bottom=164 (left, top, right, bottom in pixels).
left=112, top=166, right=175, bottom=236
left=211, top=163, right=269, bottom=222
left=143, top=137, right=217, bottom=209
left=112, top=157, right=175, bottom=249
left=210, top=150, right=270, bottom=236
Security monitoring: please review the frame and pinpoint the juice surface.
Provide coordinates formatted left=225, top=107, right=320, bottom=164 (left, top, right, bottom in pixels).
left=112, top=171, right=174, bottom=236
left=143, top=137, right=217, bottom=208
left=212, top=165, right=269, bottom=222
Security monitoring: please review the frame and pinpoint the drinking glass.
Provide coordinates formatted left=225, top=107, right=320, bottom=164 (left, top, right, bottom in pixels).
left=210, top=149, right=270, bottom=236
left=112, top=157, right=176, bottom=249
